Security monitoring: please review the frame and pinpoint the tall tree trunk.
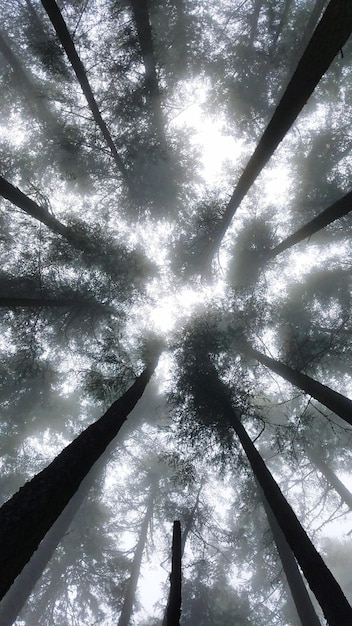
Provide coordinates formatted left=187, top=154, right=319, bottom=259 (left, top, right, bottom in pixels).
left=0, top=175, right=128, bottom=282
left=246, top=345, right=352, bottom=427
left=308, top=449, right=352, bottom=509
left=0, top=452, right=108, bottom=626
left=260, top=487, right=322, bottom=625
left=118, top=479, right=158, bottom=626
left=266, top=189, right=352, bottom=260
left=299, top=0, right=329, bottom=56
left=203, top=359, right=352, bottom=625
left=0, top=352, right=160, bottom=601
left=40, top=0, right=133, bottom=191
left=129, top=0, right=168, bottom=153
left=204, top=0, right=352, bottom=266
left=162, top=521, right=182, bottom=626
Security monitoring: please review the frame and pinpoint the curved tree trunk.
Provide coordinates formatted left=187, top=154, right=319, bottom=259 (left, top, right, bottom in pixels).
left=118, top=479, right=158, bottom=626
left=260, top=487, right=322, bottom=625
left=40, top=0, right=133, bottom=191
left=204, top=0, right=352, bottom=266
left=202, top=358, right=352, bottom=625
left=246, top=345, right=352, bottom=427
left=0, top=353, right=160, bottom=601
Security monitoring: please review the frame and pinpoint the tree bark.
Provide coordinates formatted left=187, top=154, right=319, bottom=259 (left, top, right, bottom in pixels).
left=246, top=345, right=352, bottom=427
left=118, top=479, right=158, bottom=626
left=267, top=189, right=352, bottom=260
left=202, top=359, right=352, bottom=625
left=260, top=487, right=322, bottom=625
left=0, top=455, right=107, bottom=626
left=40, top=0, right=133, bottom=190
left=163, top=520, right=182, bottom=626
left=204, top=0, right=352, bottom=265
left=0, top=354, right=159, bottom=601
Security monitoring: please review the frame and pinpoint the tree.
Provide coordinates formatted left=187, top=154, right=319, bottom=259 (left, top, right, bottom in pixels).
left=2, top=0, right=352, bottom=622
left=0, top=349, right=160, bottom=600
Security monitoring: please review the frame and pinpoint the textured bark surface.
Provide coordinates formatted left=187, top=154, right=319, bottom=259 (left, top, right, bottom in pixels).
left=0, top=357, right=159, bottom=600
left=206, top=0, right=352, bottom=264
left=248, top=346, right=352, bottom=426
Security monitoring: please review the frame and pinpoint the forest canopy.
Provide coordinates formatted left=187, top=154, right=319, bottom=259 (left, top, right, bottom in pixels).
left=0, top=0, right=352, bottom=624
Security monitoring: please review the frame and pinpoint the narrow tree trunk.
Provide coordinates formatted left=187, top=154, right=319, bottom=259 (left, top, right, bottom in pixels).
left=118, top=479, right=158, bottom=626
left=260, top=487, right=322, bottom=625
left=0, top=353, right=159, bottom=600
left=40, top=0, right=132, bottom=190
left=202, top=359, right=352, bottom=625
left=204, top=0, right=352, bottom=265
left=246, top=345, right=352, bottom=427
left=181, top=482, right=203, bottom=557
left=266, top=189, right=352, bottom=260
left=163, top=521, right=182, bottom=626
left=129, top=0, right=168, bottom=153
left=308, top=450, right=352, bottom=509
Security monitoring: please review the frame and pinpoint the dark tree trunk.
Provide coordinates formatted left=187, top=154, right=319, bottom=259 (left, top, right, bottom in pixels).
left=260, top=488, right=322, bottom=626
left=308, top=450, right=352, bottom=510
left=266, top=189, right=352, bottom=259
left=0, top=175, right=126, bottom=282
left=205, top=0, right=352, bottom=265
left=0, top=455, right=107, bottom=626
left=118, top=479, right=158, bottom=626
left=246, top=346, right=352, bottom=427
left=299, top=0, right=329, bottom=56
left=202, top=360, right=352, bottom=625
left=0, top=354, right=159, bottom=601
left=40, top=0, right=132, bottom=190
left=129, top=0, right=168, bottom=153
left=163, top=521, right=182, bottom=626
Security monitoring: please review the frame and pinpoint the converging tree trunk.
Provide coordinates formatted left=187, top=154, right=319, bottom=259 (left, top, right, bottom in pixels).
left=118, top=478, right=158, bottom=626
left=260, top=487, right=321, bottom=626
left=246, top=345, right=352, bottom=427
left=0, top=352, right=160, bottom=600
left=0, top=455, right=108, bottom=626
left=266, top=189, right=352, bottom=260
left=40, top=0, right=133, bottom=190
left=203, top=358, right=352, bottom=625
left=162, top=520, right=182, bottom=626
left=205, top=0, right=352, bottom=265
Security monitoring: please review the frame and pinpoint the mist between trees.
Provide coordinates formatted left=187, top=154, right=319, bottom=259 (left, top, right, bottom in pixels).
left=0, top=0, right=352, bottom=624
